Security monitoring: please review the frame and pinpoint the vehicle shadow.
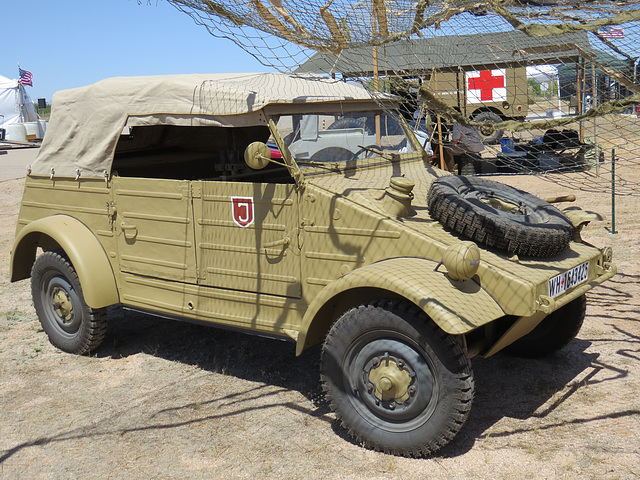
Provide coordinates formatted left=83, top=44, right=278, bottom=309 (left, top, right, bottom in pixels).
left=439, top=340, right=598, bottom=457
left=99, top=306, right=329, bottom=411
left=95, top=304, right=635, bottom=459
left=440, top=328, right=639, bottom=457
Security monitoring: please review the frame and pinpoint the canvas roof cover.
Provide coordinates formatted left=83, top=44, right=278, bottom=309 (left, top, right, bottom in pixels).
left=31, top=72, right=392, bottom=178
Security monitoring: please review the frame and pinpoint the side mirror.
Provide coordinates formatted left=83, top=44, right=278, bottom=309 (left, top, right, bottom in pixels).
left=244, top=142, right=272, bottom=170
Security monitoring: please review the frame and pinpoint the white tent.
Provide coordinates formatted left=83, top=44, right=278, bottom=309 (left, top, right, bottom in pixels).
left=0, top=74, right=41, bottom=142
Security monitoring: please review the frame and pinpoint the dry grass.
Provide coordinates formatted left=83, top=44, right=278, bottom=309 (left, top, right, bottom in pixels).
left=1, top=165, right=639, bottom=479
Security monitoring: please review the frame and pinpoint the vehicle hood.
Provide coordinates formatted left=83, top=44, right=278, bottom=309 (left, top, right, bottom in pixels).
left=307, top=157, right=607, bottom=314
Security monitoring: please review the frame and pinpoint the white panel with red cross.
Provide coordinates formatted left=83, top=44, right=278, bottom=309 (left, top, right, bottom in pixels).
left=466, top=69, right=507, bottom=104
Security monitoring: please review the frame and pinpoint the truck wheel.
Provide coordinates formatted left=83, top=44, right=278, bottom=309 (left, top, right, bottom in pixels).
left=327, top=116, right=368, bottom=132
left=473, top=111, right=503, bottom=144
left=310, top=147, right=353, bottom=162
left=321, top=299, right=474, bottom=457
left=503, top=295, right=587, bottom=358
left=427, top=176, right=573, bottom=257
left=31, top=251, right=107, bottom=355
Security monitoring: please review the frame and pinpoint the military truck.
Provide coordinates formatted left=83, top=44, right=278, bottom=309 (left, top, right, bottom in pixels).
left=10, top=72, right=615, bottom=457
left=422, top=67, right=530, bottom=143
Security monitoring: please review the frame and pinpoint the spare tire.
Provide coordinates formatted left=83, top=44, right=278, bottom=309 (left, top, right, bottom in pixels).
left=472, top=111, right=503, bottom=145
left=328, top=116, right=368, bottom=131
left=427, top=176, right=574, bottom=257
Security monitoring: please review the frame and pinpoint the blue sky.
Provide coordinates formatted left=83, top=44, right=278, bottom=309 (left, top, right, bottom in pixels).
left=1, top=0, right=269, bottom=101
left=3, top=1, right=634, bottom=102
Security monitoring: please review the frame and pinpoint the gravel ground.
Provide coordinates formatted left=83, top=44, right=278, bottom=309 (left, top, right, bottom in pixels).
left=1, top=169, right=638, bottom=480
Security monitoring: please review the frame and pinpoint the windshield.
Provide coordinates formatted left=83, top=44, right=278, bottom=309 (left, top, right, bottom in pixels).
left=274, top=112, right=418, bottom=164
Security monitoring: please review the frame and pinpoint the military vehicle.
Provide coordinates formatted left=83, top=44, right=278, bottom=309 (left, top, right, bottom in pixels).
left=422, top=67, right=530, bottom=143
left=10, top=72, right=615, bottom=457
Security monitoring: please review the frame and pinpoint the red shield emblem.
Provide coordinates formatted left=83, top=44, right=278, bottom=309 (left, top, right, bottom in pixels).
left=231, top=196, right=254, bottom=228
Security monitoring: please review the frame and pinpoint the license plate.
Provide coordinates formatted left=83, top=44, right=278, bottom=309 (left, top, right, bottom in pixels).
left=548, top=261, right=590, bottom=298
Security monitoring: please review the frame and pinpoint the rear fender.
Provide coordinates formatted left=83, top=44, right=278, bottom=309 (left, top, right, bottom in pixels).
left=11, top=215, right=119, bottom=308
left=295, top=257, right=505, bottom=355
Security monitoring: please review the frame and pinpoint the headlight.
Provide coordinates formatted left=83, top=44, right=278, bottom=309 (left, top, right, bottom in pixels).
left=442, top=241, right=481, bottom=281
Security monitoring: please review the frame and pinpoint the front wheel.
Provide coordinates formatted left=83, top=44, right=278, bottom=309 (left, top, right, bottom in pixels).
left=31, top=251, right=108, bottom=354
left=503, top=295, right=587, bottom=358
left=321, top=299, right=474, bottom=457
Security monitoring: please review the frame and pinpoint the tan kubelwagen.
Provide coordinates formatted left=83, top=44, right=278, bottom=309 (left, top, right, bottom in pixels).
left=10, top=73, right=615, bottom=456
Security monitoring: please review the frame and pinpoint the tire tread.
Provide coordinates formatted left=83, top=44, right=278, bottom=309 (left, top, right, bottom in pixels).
left=31, top=251, right=108, bottom=355
left=321, top=299, right=474, bottom=457
left=428, top=176, right=573, bottom=257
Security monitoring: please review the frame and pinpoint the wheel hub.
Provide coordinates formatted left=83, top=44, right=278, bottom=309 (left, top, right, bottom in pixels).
left=368, top=355, right=412, bottom=403
left=52, top=287, right=73, bottom=321
left=479, top=123, right=495, bottom=136
left=479, top=194, right=527, bottom=214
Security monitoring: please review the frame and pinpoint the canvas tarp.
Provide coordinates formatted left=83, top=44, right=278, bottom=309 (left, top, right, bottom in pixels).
left=31, top=72, right=391, bottom=178
left=0, top=74, right=38, bottom=129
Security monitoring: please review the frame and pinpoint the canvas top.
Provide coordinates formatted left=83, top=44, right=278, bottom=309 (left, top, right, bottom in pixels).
left=31, top=72, right=391, bottom=178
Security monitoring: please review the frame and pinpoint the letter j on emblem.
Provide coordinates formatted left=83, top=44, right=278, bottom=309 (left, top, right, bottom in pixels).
left=231, top=196, right=255, bottom=227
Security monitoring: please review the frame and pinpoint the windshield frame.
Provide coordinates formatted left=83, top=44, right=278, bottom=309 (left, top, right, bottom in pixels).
left=266, top=106, right=423, bottom=185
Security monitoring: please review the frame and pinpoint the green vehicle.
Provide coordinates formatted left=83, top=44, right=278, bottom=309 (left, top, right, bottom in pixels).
left=10, top=72, right=615, bottom=456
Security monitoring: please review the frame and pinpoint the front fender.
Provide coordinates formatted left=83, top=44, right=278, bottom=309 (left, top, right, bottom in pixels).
left=295, top=257, right=505, bottom=355
left=11, top=215, right=119, bottom=308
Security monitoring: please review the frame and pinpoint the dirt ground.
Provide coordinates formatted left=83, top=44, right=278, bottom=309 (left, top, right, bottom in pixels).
left=1, top=166, right=639, bottom=480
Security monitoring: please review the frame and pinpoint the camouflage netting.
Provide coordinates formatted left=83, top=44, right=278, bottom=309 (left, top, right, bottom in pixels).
left=167, top=0, right=640, bottom=194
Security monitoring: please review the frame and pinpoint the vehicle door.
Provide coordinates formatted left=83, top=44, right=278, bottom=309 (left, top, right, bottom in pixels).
left=192, top=180, right=302, bottom=298
left=112, top=176, right=197, bottom=284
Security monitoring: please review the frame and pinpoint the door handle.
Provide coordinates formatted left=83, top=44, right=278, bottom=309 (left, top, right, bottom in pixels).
left=264, top=237, right=290, bottom=249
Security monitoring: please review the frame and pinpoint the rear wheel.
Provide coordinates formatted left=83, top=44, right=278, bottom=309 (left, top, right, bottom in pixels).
left=504, top=295, right=586, bottom=358
left=31, top=251, right=107, bottom=354
left=321, top=299, right=473, bottom=457
left=473, top=111, right=503, bottom=144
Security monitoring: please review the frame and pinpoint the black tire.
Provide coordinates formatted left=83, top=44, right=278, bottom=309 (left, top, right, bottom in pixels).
left=321, top=299, right=474, bottom=457
left=457, top=153, right=481, bottom=175
left=31, top=251, right=107, bottom=354
left=328, top=116, right=403, bottom=136
left=327, top=116, right=368, bottom=132
left=310, top=147, right=353, bottom=163
left=503, top=295, right=587, bottom=358
left=472, top=111, right=503, bottom=145
left=427, top=176, right=574, bottom=257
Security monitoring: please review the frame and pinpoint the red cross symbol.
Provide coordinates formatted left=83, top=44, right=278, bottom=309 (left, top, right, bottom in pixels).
left=467, top=70, right=505, bottom=101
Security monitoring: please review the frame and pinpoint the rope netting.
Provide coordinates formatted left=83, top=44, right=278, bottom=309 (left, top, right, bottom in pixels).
left=167, top=0, right=640, bottom=194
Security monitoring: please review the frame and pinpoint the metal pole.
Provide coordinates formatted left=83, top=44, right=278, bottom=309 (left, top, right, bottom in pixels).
left=579, top=57, right=586, bottom=142
left=434, top=73, right=446, bottom=170
left=373, top=46, right=381, bottom=147
left=592, top=61, right=598, bottom=176
left=372, top=6, right=381, bottom=147
left=610, top=148, right=617, bottom=234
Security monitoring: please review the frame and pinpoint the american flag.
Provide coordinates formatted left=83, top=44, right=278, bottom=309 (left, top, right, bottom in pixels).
left=598, top=26, right=625, bottom=39
left=18, top=67, right=33, bottom=87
